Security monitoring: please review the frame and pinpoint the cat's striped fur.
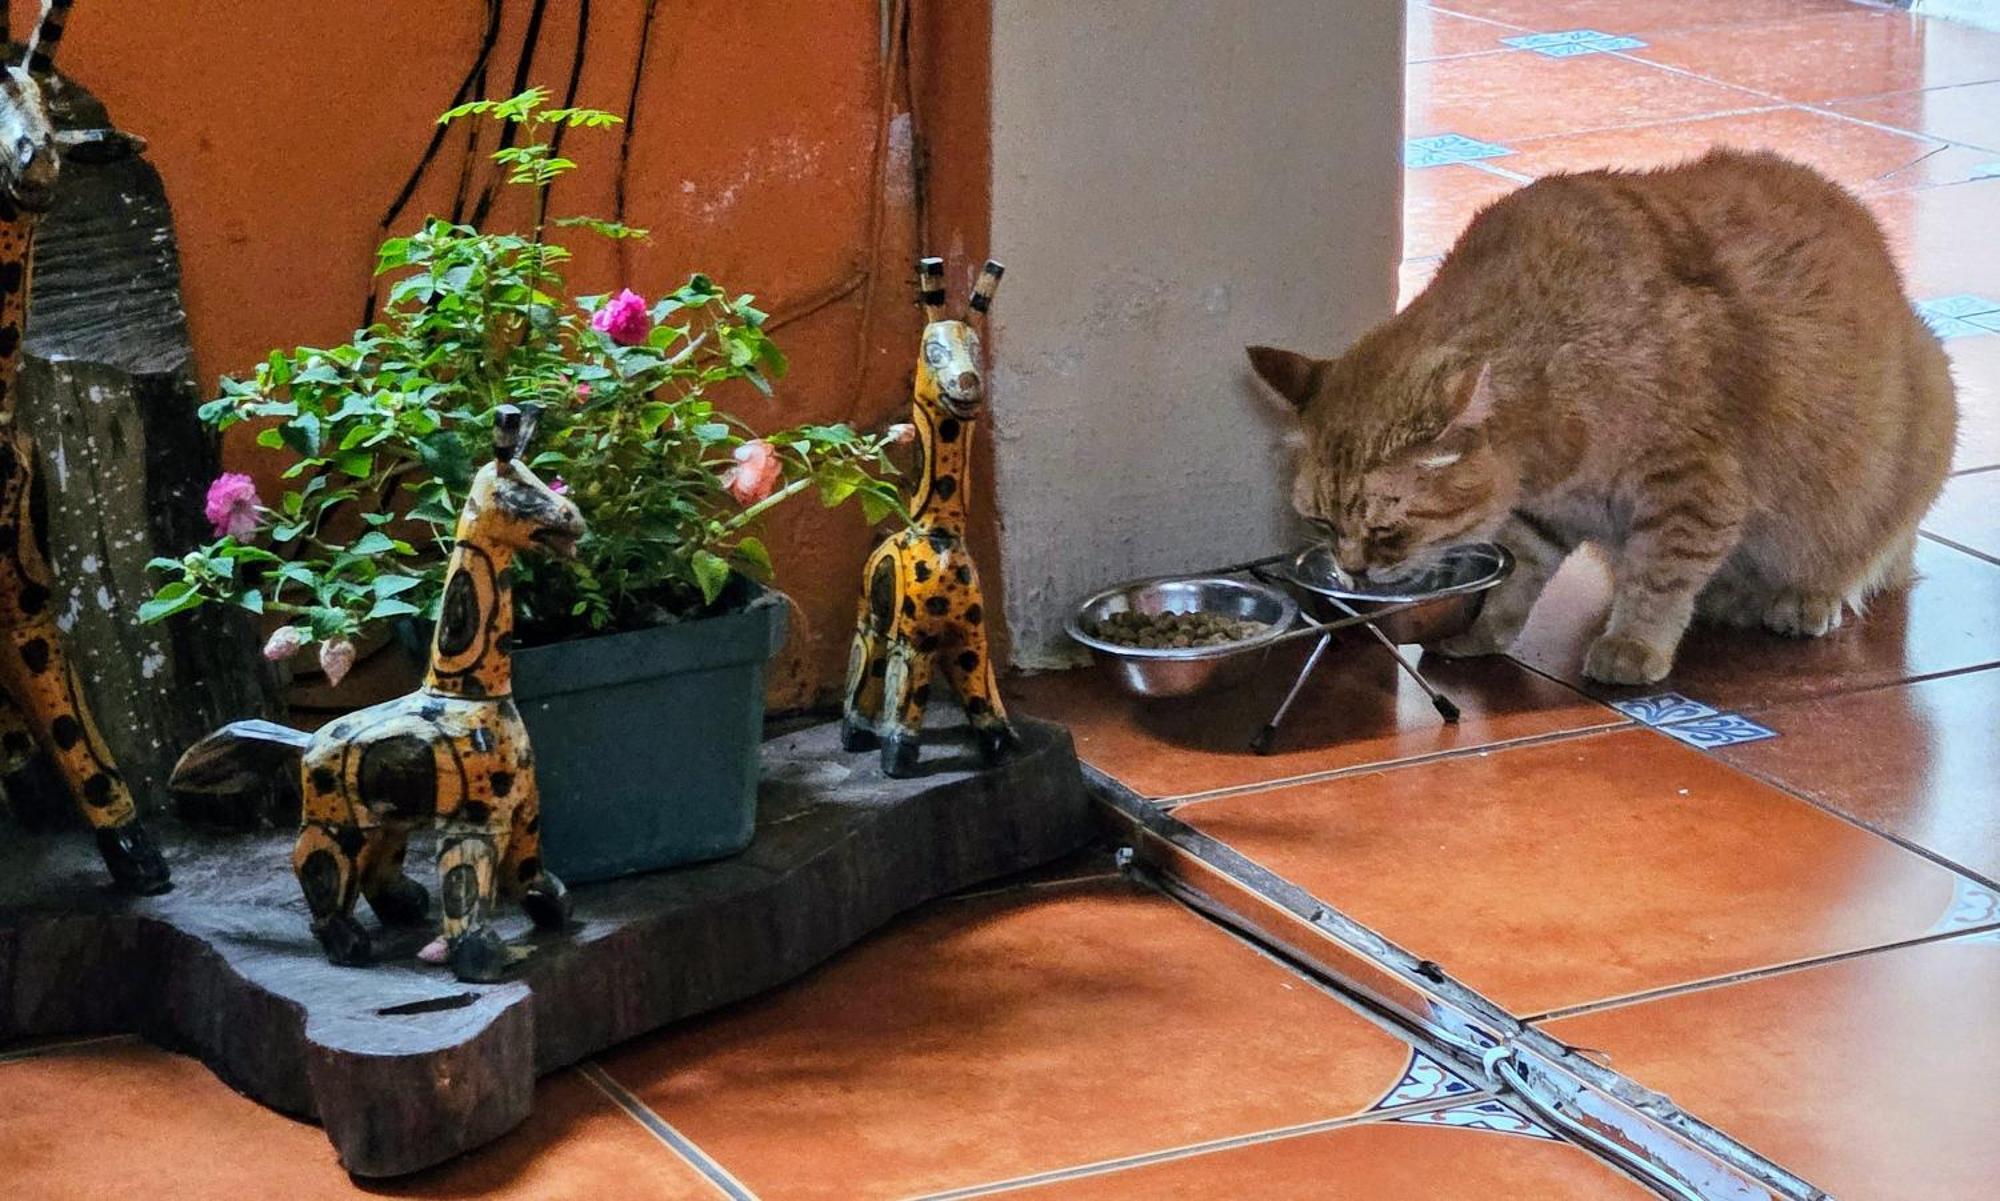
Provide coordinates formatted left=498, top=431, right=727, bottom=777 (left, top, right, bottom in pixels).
left=1250, top=149, right=1956, bottom=685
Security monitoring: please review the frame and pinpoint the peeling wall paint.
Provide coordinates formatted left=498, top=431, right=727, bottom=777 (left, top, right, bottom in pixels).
left=989, top=1, right=1403, bottom=666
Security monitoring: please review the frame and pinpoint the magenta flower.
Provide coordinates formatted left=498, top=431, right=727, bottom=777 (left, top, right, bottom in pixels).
left=590, top=288, right=652, bottom=346
left=721, top=439, right=783, bottom=506
left=547, top=476, right=569, bottom=496
left=318, top=637, right=357, bottom=688
left=262, top=626, right=306, bottom=662
left=204, top=472, right=262, bottom=539
left=574, top=382, right=592, bottom=405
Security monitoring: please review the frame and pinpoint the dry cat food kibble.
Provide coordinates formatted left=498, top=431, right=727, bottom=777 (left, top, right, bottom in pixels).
left=1091, top=609, right=1269, bottom=649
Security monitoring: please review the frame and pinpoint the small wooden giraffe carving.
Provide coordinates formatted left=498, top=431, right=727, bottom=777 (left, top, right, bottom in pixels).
left=842, top=256, right=1017, bottom=778
left=172, top=408, right=587, bottom=982
left=0, top=1, right=169, bottom=894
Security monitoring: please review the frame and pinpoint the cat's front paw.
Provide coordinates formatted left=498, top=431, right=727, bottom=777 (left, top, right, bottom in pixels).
left=1583, top=634, right=1674, bottom=686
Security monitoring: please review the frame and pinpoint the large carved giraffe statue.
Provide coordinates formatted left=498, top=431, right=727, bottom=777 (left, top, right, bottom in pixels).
left=0, top=0, right=169, bottom=894
left=171, top=407, right=587, bottom=982
left=842, top=256, right=1017, bottom=778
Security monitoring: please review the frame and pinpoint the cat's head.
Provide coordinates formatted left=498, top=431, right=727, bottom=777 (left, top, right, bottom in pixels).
left=1248, top=341, right=1516, bottom=580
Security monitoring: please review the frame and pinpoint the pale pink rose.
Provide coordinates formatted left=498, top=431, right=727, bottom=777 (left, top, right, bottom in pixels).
left=547, top=476, right=568, bottom=495
left=590, top=288, right=652, bottom=346
left=886, top=423, right=916, bottom=446
left=721, top=439, right=782, bottom=506
left=417, top=936, right=449, bottom=965
left=574, top=382, right=591, bottom=405
left=262, top=626, right=306, bottom=662
left=318, top=637, right=356, bottom=687
left=204, top=472, right=262, bottom=539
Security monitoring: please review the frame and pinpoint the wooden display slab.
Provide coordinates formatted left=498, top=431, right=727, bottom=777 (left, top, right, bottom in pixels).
left=0, top=718, right=1090, bottom=1176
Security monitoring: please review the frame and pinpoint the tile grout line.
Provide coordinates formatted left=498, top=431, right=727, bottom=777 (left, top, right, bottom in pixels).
left=896, top=1096, right=1487, bottom=1201
left=1153, top=719, right=1631, bottom=811
left=1526, top=921, right=2000, bottom=1026
left=578, top=1061, right=760, bottom=1201
left=0, top=1032, right=136, bottom=1065
left=1919, top=528, right=2000, bottom=568
left=1951, top=462, right=2000, bottom=477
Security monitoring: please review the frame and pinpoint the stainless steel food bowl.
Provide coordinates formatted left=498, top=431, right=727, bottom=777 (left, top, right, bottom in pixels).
left=1067, top=576, right=1299, bottom=699
left=1283, top=542, right=1514, bottom=644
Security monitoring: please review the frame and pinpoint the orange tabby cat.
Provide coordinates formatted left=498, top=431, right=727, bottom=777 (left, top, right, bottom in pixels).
left=1250, top=148, right=1956, bottom=685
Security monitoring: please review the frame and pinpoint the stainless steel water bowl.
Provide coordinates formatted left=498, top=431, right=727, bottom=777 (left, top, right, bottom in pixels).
left=1067, top=576, right=1299, bottom=699
left=1284, top=542, right=1514, bottom=645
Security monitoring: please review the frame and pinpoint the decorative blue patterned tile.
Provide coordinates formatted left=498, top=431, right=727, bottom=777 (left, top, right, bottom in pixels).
left=1917, top=294, right=2000, bottom=319
left=1370, top=1048, right=1482, bottom=1112
left=1974, top=162, right=2000, bottom=181
left=1923, top=313, right=1998, bottom=340
left=1394, top=1099, right=1560, bottom=1142
left=1658, top=713, right=1778, bottom=750
left=1967, top=311, right=2000, bottom=333
left=1611, top=692, right=1720, bottom=727
left=1405, top=133, right=1514, bottom=169
left=1501, top=29, right=1646, bottom=57
left=1928, top=876, right=2000, bottom=937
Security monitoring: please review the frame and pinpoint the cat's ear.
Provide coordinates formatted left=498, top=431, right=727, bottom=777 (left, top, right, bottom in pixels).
left=1443, top=361, right=1498, bottom=436
left=1247, top=345, right=1324, bottom=410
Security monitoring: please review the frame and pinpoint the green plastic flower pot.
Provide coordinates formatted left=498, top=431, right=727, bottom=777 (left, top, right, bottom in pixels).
left=511, top=595, right=786, bottom=885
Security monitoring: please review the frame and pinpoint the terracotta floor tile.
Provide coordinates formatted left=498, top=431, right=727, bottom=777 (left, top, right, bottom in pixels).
left=1403, top=162, right=1520, bottom=259
left=1408, top=52, right=1764, bottom=144
left=1868, top=175, right=2000, bottom=296
left=1500, top=105, right=1966, bottom=194
left=0, top=1042, right=717, bottom=1200
left=1924, top=469, right=2000, bottom=560
left=1013, top=645, right=1620, bottom=801
left=1006, top=1119, right=1652, bottom=1200
left=1543, top=935, right=2000, bottom=1200
left=597, top=879, right=1418, bottom=1201
left=1712, top=666, right=2000, bottom=882
left=1633, top=10, right=2000, bottom=104
left=1408, top=5, right=1513, bottom=63
left=1949, top=334, right=2000, bottom=472
left=1507, top=538, right=2000, bottom=712
left=1436, top=0, right=1851, bottom=37
left=1180, top=728, right=1967, bottom=1016
left=1831, top=78, right=2000, bottom=153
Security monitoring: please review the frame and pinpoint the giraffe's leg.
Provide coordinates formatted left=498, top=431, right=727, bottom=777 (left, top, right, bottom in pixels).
left=436, top=825, right=514, bottom=983
left=842, top=555, right=898, bottom=752
left=501, top=779, right=568, bottom=932
left=878, top=636, right=932, bottom=779
left=294, top=820, right=371, bottom=965
left=941, top=622, right=1017, bottom=764
left=357, top=824, right=429, bottom=927
left=0, top=426, right=166, bottom=892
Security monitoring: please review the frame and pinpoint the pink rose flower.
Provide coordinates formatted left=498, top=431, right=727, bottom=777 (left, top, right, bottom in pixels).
left=574, top=382, right=591, bottom=405
left=204, top=472, right=262, bottom=539
left=417, top=935, right=449, bottom=965
left=547, top=476, right=568, bottom=496
left=886, top=423, right=916, bottom=446
left=318, top=637, right=356, bottom=688
left=262, top=626, right=306, bottom=662
left=721, top=439, right=783, bottom=506
left=590, top=288, right=652, bottom=346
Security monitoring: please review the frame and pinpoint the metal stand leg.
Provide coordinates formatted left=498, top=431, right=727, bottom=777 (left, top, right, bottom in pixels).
left=1251, top=632, right=1335, bottom=754
left=1349, top=613, right=1462, bottom=724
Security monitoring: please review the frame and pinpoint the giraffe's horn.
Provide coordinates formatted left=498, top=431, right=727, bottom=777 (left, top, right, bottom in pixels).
left=916, top=256, right=946, bottom=323
left=493, top=404, right=523, bottom=464
left=24, top=0, right=76, bottom=74
left=968, top=260, right=1005, bottom=316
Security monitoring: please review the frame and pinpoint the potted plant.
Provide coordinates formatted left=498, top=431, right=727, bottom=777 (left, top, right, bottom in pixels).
left=144, top=88, right=905, bottom=882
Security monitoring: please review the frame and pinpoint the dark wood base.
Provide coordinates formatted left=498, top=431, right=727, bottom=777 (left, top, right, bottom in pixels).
left=0, top=718, right=1090, bottom=1177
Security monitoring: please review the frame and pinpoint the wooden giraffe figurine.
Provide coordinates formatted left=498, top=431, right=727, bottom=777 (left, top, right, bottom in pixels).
left=171, top=407, right=587, bottom=982
left=842, top=256, right=1017, bottom=778
left=0, top=1, right=169, bottom=894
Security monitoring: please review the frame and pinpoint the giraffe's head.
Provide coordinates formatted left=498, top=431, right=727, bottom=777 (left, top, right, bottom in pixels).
left=462, top=405, right=588, bottom=560
left=914, top=256, right=1004, bottom=420
left=0, top=1, right=76, bottom=215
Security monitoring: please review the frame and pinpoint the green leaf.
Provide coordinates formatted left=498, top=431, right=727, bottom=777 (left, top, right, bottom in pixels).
left=349, top=531, right=400, bottom=557
left=137, top=582, right=203, bottom=624
left=690, top=550, right=731, bottom=605
left=731, top=536, right=773, bottom=582
left=240, top=589, right=265, bottom=615
left=372, top=574, right=423, bottom=598
left=365, top=596, right=424, bottom=620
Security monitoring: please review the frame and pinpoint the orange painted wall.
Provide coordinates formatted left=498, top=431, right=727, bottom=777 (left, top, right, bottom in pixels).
left=37, top=0, right=992, bottom=710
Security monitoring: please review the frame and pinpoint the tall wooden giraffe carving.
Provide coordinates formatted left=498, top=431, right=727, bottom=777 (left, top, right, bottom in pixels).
left=842, top=256, right=1017, bottom=778
left=171, top=408, right=587, bottom=982
left=0, top=0, right=169, bottom=894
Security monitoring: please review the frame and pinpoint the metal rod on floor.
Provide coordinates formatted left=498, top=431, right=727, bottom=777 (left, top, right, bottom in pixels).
left=1250, top=630, right=1334, bottom=754
left=1316, top=597, right=1462, bottom=723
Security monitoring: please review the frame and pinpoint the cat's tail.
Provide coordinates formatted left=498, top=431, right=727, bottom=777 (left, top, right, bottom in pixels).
left=169, top=719, right=310, bottom=801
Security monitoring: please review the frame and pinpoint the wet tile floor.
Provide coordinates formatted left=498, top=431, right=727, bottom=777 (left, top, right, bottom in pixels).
left=8, top=2, right=2000, bottom=1197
